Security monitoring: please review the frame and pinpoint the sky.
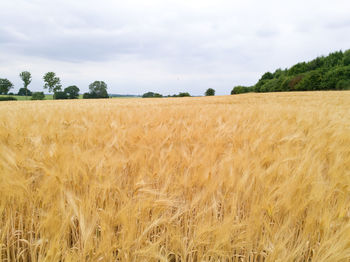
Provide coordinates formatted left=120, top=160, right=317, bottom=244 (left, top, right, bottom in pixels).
left=1, top=0, right=349, bottom=96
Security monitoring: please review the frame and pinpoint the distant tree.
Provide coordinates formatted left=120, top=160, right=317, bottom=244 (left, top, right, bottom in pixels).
left=53, top=91, right=68, bottom=100
left=272, top=68, right=284, bottom=78
left=64, top=85, right=80, bottom=99
left=260, top=72, right=274, bottom=80
left=231, top=86, right=250, bottom=94
left=0, top=78, right=14, bottom=94
left=205, top=88, right=215, bottom=96
left=142, top=92, right=163, bottom=98
left=178, top=92, right=191, bottom=97
left=43, top=72, right=62, bottom=93
left=288, top=62, right=308, bottom=76
left=295, top=70, right=323, bottom=91
left=323, top=51, right=343, bottom=68
left=31, top=92, right=45, bottom=100
left=307, top=57, right=324, bottom=71
left=343, top=50, right=350, bottom=66
left=18, top=87, right=32, bottom=96
left=19, top=71, right=32, bottom=98
left=88, top=81, right=108, bottom=98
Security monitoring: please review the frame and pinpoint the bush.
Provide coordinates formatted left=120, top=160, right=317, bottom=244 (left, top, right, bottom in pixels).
left=83, top=91, right=109, bottom=99
left=53, top=91, right=68, bottom=100
left=83, top=92, right=92, bottom=99
left=0, top=96, right=17, bottom=101
left=31, top=92, right=45, bottom=100
left=17, top=87, right=32, bottom=96
left=142, top=92, right=163, bottom=98
left=83, top=92, right=108, bottom=99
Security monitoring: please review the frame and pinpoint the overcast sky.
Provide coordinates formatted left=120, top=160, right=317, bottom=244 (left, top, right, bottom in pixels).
left=1, top=0, right=349, bottom=95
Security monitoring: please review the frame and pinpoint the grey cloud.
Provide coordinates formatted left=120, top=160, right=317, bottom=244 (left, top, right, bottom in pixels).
left=0, top=0, right=350, bottom=95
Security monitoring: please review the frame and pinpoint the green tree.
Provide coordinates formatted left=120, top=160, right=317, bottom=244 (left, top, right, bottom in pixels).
left=178, top=92, right=190, bottom=97
left=295, top=70, right=323, bottom=91
left=43, top=72, right=62, bottom=93
left=88, top=81, right=108, bottom=98
left=19, top=71, right=32, bottom=98
left=343, top=50, right=350, bottom=66
left=142, top=92, right=163, bottom=98
left=260, top=72, right=274, bottom=80
left=31, top=92, right=45, bottom=100
left=0, top=78, right=14, bottom=94
left=18, top=88, right=32, bottom=96
left=53, top=91, right=68, bottom=99
left=231, top=86, right=250, bottom=94
left=321, top=66, right=350, bottom=90
left=288, top=62, right=308, bottom=76
left=323, top=51, right=343, bottom=68
left=64, top=85, right=80, bottom=99
left=205, top=88, right=215, bottom=96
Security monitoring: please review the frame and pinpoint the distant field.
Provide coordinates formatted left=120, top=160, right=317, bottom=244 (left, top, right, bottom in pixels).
left=0, top=92, right=349, bottom=261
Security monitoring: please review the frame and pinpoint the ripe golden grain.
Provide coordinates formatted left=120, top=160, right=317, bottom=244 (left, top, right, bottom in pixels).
left=0, top=91, right=350, bottom=261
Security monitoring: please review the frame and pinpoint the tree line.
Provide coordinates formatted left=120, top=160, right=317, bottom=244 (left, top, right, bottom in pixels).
left=4, top=49, right=348, bottom=100
left=0, top=72, right=108, bottom=100
left=142, top=88, right=215, bottom=98
left=232, top=49, right=350, bottom=94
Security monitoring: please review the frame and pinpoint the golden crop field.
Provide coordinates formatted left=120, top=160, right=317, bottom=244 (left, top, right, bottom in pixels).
left=0, top=91, right=350, bottom=262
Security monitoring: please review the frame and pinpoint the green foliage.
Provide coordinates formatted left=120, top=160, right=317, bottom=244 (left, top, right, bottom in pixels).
left=272, top=69, right=285, bottom=78
left=0, top=96, right=17, bottom=101
left=288, top=62, right=308, bottom=76
left=231, top=86, right=251, bottom=94
left=18, top=88, right=32, bottom=96
left=19, top=71, right=32, bottom=97
left=43, top=72, right=62, bottom=93
left=246, top=49, right=350, bottom=94
left=260, top=72, right=274, bottom=80
left=142, top=92, right=163, bottom=98
left=205, top=88, right=215, bottom=96
left=87, top=81, right=109, bottom=98
left=53, top=91, right=68, bottom=100
left=323, top=51, right=343, bottom=68
left=82, top=93, right=91, bottom=99
left=31, top=92, right=45, bottom=100
left=177, top=92, right=191, bottom=97
left=0, top=78, right=14, bottom=94
left=64, top=85, right=80, bottom=99
left=336, top=79, right=350, bottom=90
left=295, top=70, right=323, bottom=91
left=321, top=66, right=350, bottom=90
left=342, top=50, right=350, bottom=66
left=307, top=57, right=324, bottom=71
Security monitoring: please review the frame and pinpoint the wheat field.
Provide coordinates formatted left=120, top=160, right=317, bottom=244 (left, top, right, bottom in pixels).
left=0, top=91, right=350, bottom=261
